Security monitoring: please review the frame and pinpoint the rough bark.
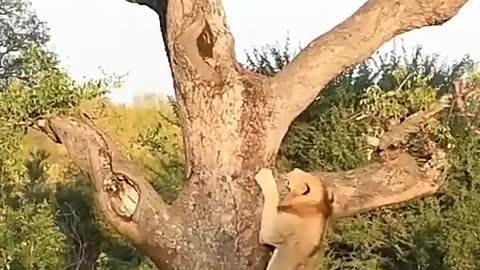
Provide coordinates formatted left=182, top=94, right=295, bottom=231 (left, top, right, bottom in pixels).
left=33, top=0, right=470, bottom=269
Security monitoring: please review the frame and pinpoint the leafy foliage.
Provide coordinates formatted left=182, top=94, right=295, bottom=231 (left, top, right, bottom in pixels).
left=0, top=47, right=107, bottom=132
left=0, top=1, right=141, bottom=269
left=0, top=0, right=49, bottom=87
left=134, top=105, right=184, bottom=203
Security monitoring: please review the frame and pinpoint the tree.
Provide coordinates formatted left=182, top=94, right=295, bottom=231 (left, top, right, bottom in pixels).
left=0, top=0, right=49, bottom=87
left=30, top=0, right=471, bottom=269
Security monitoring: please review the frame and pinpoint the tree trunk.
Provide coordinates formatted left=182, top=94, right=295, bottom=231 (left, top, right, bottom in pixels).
left=163, top=67, right=281, bottom=268
left=32, top=0, right=471, bottom=269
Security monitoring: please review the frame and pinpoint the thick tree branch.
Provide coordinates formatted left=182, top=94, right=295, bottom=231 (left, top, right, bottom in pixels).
left=31, top=114, right=196, bottom=269
left=323, top=148, right=447, bottom=218
left=268, top=147, right=446, bottom=220
left=271, top=0, right=469, bottom=125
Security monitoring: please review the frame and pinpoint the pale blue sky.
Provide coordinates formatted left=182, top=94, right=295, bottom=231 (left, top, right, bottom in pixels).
left=30, top=0, right=479, bottom=104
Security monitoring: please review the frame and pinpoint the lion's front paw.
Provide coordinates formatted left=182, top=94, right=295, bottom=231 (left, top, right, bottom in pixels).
left=255, top=168, right=277, bottom=193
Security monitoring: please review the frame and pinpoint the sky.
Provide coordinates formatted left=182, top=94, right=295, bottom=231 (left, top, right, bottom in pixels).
left=29, top=0, right=480, bottom=104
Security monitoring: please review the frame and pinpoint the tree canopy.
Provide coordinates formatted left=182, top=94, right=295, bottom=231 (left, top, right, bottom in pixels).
left=0, top=0, right=49, bottom=87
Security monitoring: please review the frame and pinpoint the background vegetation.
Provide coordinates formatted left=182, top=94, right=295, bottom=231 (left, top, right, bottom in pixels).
left=2, top=0, right=480, bottom=269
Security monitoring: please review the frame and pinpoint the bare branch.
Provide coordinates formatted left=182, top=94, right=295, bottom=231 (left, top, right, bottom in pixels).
left=271, top=0, right=469, bottom=125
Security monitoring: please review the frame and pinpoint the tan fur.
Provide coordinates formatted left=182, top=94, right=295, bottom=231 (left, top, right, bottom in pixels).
left=255, top=168, right=333, bottom=270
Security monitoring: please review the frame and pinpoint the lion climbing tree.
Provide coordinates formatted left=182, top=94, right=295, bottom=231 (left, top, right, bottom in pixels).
left=32, top=0, right=471, bottom=269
